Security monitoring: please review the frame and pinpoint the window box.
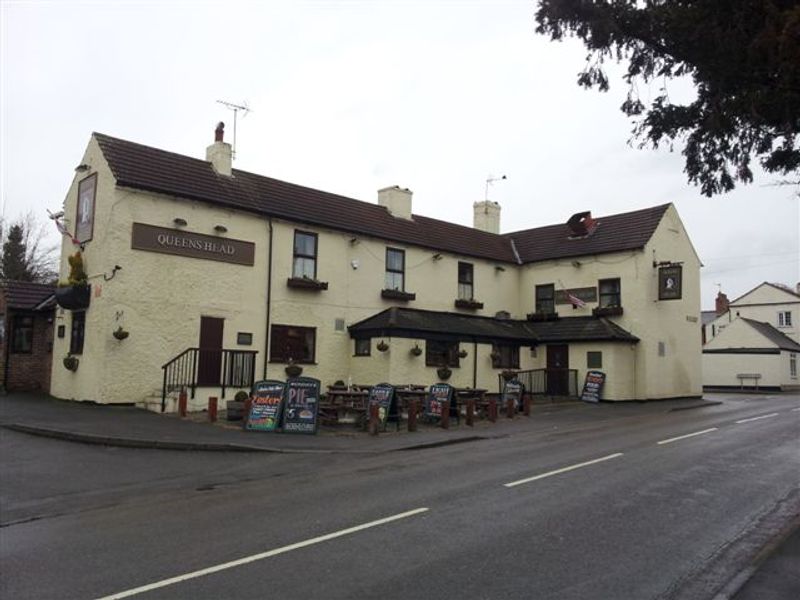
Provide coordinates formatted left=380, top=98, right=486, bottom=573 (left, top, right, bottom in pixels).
left=381, top=289, right=416, bottom=301
left=287, top=277, right=328, bottom=290
left=454, top=298, right=484, bottom=310
left=55, top=284, right=90, bottom=310
left=526, top=311, right=559, bottom=322
left=593, top=306, right=624, bottom=317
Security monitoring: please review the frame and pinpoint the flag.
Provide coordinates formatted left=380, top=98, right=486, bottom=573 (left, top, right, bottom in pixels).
left=50, top=212, right=79, bottom=245
left=568, top=292, right=586, bottom=308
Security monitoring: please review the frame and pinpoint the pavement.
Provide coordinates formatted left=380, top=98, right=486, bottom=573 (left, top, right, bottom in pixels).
left=1, top=391, right=797, bottom=599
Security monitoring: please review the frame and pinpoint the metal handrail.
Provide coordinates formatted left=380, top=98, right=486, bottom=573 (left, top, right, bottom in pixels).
left=498, top=368, right=578, bottom=398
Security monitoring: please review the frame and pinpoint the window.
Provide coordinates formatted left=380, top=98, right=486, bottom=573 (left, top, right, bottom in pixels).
left=535, top=284, right=555, bottom=313
left=292, top=231, right=318, bottom=279
left=778, top=311, right=792, bottom=327
left=11, top=316, right=34, bottom=353
left=599, top=278, right=621, bottom=308
left=70, top=312, right=85, bottom=355
left=354, top=338, right=371, bottom=356
left=458, top=262, right=474, bottom=300
left=790, top=353, right=797, bottom=378
left=270, top=325, right=316, bottom=363
left=426, top=340, right=460, bottom=367
left=385, top=248, right=405, bottom=291
left=492, top=343, right=520, bottom=369
left=237, top=332, right=253, bottom=346
left=587, top=351, right=602, bottom=369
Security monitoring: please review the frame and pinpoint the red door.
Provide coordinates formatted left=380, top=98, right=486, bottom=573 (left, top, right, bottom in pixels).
left=198, top=316, right=224, bottom=386
left=546, top=344, right=569, bottom=396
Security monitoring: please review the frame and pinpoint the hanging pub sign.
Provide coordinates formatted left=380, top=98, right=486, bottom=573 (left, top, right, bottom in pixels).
left=425, top=383, right=454, bottom=420
left=502, top=379, right=524, bottom=411
left=282, top=377, right=321, bottom=434
left=245, top=380, right=286, bottom=432
left=368, top=383, right=396, bottom=428
left=76, top=173, right=97, bottom=244
left=580, top=370, right=606, bottom=403
left=659, top=265, right=683, bottom=300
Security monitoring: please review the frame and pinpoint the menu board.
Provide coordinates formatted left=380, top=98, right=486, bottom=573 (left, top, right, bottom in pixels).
left=368, top=383, right=395, bottom=428
left=425, top=383, right=453, bottom=420
left=502, top=379, right=524, bottom=410
left=282, top=377, right=321, bottom=434
left=245, top=380, right=286, bottom=432
left=580, top=371, right=605, bottom=403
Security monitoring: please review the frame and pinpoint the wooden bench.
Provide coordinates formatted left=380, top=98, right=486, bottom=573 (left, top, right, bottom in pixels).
left=736, top=373, right=762, bottom=390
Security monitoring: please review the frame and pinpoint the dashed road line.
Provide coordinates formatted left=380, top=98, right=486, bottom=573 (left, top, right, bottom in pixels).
left=736, top=413, right=779, bottom=424
left=657, top=428, right=718, bottom=446
left=503, top=453, right=624, bottom=488
left=95, top=507, right=429, bottom=600
left=791, top=407, right=800, bottom=412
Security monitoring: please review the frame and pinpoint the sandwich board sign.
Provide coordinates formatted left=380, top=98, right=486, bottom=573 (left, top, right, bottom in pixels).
left=282, top=377, right=321, bottom=434
left=425, top=383, right=453, bottom=420
left=368, top=383, right=396, bottom=428
left=245, top=380, right=286, bottom=432
left=502, top=379, right=524, bottom=411
left=580, top=371, right=605, bottom=403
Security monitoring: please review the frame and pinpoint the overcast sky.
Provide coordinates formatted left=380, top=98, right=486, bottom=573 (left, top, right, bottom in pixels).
left=2, top=0, right=798, bottom=308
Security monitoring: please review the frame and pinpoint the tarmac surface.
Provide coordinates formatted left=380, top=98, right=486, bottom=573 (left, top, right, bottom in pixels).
left=1, top=391, right=797, bottom=599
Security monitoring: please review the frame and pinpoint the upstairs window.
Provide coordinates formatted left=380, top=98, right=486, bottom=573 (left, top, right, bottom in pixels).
left=492, top=343, right=520, bottom=369
left=778, top=311, right=792, bottom=328
left=535, top=284, right=555, bottom=313
left=270, top=324, right=316, bottom=363
left=599, top=278, right=621, bottom=308
left=11, top=316, right=34, bottom=354
left=426, top=340, right=460, bottom=367
left=458, top=262, right=474, bottom=300
left=292, top=231, right=318, bottom=279
left=385, top=248, right=405, bottom=291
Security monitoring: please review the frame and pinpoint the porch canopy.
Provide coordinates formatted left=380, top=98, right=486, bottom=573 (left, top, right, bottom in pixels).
left=348, top=307, right=639, bottom=345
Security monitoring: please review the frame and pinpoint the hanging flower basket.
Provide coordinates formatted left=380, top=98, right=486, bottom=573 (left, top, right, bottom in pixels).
left=63, top=355, right=79, bottom=372
left=436, top=367, right=452, bottom=381
left=113, top=326, right=129, bottom=340
left=410, top=344, right=422, bottom=357
left=458, top=349, right=468, bottom=359
left=55, top=284, right=90, bottom=310
left=376, top=340, right=389, bottom=352
left=285, top=363, right=303, bottom=378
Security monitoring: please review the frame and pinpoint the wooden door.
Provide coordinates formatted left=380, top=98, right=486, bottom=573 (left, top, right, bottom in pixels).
left=198, top=316, right=224, bottom=386
left=546, top=344, right=569, bottom=396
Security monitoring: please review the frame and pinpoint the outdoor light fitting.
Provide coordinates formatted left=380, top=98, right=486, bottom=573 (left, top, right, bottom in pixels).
left=173, top=218, right=188, bottom=227
left=214, top=224, right=228, bottom=233
left=74, top=164, right=91, bottom=172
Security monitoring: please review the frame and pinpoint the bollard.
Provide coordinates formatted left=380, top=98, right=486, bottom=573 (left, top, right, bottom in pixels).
left=369, top=403, right=379, bottom=436
left=407, top=399, right=417, bottom=432
left=488, top=398, right=497, bottom=422
left=178, top=389, right=187, bottom=417
left=441, top=400, right=450, bottom=429
left=523, top=395, right=531, bottom=417
left=243, top=397, right=252, bottom=429
left=507, top=398, right=515, bottom=419
left=208, top=396, right=218, bottom=422
left=466, top=399, right=475, bottom=427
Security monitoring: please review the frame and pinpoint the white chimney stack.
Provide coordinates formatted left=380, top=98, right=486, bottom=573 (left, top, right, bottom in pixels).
left=206, top=122, right=232, bottom=177
left=473, top=200, right=501, bottom=234
left=378, top=186, right=413, bottom=220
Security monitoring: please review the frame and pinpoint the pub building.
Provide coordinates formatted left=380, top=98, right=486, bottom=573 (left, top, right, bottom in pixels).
left=49, top=125, right=702, bottom=410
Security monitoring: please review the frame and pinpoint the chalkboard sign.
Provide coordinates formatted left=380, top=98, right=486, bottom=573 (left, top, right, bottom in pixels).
left=282, top=377, right=321, bottom=434
left=425, top=383, right=453, bottom=420
left=502, top=379, right=524, bottom=411
left=246, top=380, right=286, bottom=432
left=580, top=371, right=605, bottom=403
left=368, top=383, right=395, bottom=428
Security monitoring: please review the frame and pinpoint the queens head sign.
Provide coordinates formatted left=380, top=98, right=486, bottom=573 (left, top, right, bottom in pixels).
left=131, top=223, right=255, bottom=266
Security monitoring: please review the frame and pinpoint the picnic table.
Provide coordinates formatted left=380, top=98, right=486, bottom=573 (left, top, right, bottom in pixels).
left=319, top=389, right=369, bottom=425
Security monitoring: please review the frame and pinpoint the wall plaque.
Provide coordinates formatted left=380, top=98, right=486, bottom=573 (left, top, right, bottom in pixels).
left=555, top=287, right=597, bottom=305
left=131, top=223, right=255, bottom=266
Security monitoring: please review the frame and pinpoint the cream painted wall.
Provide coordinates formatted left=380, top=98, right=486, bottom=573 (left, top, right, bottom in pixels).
left=707, top=284, right=799, bottom=343
left=704, top=318, right=772, bottom=350
left=702, top=352, right=787, bottom=388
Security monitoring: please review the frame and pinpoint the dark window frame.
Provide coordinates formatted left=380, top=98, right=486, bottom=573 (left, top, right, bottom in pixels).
left=292, top=230, right=318, bottom=280
left=458, top=261, right=474, bottom=300
left=425, top=339, right=460, bottom=368
left=599, top=278, right=622, bottom=308
left=535, top=284, right=555, bottom=313
left=385, top=247, right=406, bottom=291
left=11, top=315, right=34, bottom=354
left=269, top=324, right=316, bottom=364
left=587, top=351, right=603, bottom=369
left=354, top=338, right=371, bottom=357
left=492, top=343, right=520, bottom=369
left=70, top=311, right=86, bottom=355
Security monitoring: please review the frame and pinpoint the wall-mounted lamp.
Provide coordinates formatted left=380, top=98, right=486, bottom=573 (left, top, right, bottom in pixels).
left=432, top=253, right=443, bottom=261
left=495, top=265, right=506, bottom=272
left=349, top=237, right=360, bottom=246
left=350, top=259, right=359, bottom=270
left=214, top=224, right=228, bottom=234
left=103, top=265, right=122, bottom=281
left=74, top=163, right=91, bottom=173
left=571, top=260, right=582, bottom=268
left=173, top=217, right=188, bottom=227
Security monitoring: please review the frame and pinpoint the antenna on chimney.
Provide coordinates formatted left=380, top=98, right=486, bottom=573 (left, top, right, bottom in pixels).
left=485, top=174, right=507, bottom=202
left=216, top=99, right=251, bottom=159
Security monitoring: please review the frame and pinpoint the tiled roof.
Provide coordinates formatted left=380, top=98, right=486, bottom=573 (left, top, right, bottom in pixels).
left=348, top=307, right=638, bottom=344
left=505, top=204, right=670, bottom=264
left=94, top=133, right=668, bottom=264
left=1, top=280, right=56, bottom=310
left=742, top=318, right=800, bottom=352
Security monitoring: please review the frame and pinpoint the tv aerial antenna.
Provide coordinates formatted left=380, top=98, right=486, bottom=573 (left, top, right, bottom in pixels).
left=216, top=99, right=251, bottom=159
left=485, top=174, right=507, bottom=201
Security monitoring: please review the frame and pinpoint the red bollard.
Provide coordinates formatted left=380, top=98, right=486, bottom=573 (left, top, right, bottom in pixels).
left=441, top=400, right=450, bottom=429
left=407, top=399, right=417, bottom=432
left=208, top=396, right=218, bottom=422
left=466, top=399, right=475, bottom=427
left=507, top=398, right=515, bottom=419
left=369, top=403, right=379, bottom=436
left=178, top=389, right=187, bottom=417
left=523, top=395, right=531, bottom=417
left=488, top=398, right=497, bottom=422
left=243, top=396, right=252, bottom=429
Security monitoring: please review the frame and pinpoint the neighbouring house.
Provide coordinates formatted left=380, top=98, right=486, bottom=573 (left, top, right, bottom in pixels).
left=0, top=280, right=56, bottom=392
left=49, top=126, right=703, bottom=410
left=703, top=282, right=800, bottom=391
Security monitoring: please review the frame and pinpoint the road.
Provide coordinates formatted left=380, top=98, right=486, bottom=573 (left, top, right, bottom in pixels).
left=1, top=393, right=798, bottom=599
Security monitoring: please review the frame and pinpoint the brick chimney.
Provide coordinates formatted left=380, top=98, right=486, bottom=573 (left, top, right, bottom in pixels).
left=715, top=291, right=729, bottom=315
left=473, top=200, right=501, bottom=234
left=378, top=186, right=413, bottom=220
left=206, top=122, right=232, bottom=176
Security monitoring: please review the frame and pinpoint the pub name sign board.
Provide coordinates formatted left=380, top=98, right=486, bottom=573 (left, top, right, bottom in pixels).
left=131, top=223, right=255, bottom=266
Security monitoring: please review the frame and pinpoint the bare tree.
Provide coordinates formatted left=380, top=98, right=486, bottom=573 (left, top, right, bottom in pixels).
left=0, top=212, right=59, bottom=284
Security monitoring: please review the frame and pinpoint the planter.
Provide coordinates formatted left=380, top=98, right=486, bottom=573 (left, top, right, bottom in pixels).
left=287, top=277, right=329, bottom=291
left=410, top=345, right=423, bottom=357
left=526, top=311, right=559, bottom=322
left=381, top=289, right=416, bottom=302
left=377, top=341, right=389, bottom=352
left=458, top=349, right=468, bottom=359
left=63, top=355, right=79, bottom=372
left=285, top=364, right=303, bottom=378
left=55, top=285, right=90, bottom=310
left=454, top=298, right=484, bottom=310
left=113, top=326, right=129, bottom=340
left=593, top=306, right=624, bottom=317
left=436, top=367, right=452, bottom=381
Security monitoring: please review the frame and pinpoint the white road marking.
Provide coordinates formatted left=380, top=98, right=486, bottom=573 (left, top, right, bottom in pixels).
left=657, top=428, right=718, bottom=445
left=95, top=507, right=429, bottom=600
left=503, top=453, right=624, bottom=488
left=736, top=413, right=779, bottom=424
left=791, top=407, right=800, bottom=412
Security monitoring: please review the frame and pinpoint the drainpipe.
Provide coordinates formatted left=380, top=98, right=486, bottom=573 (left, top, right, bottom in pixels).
left=263, top=218, right=273, bottom=380
left=472, top=340, right=478, bottom=389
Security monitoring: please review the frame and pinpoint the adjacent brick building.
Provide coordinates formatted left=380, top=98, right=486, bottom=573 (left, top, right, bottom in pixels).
left=0, top=280, right=55, bottom=392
